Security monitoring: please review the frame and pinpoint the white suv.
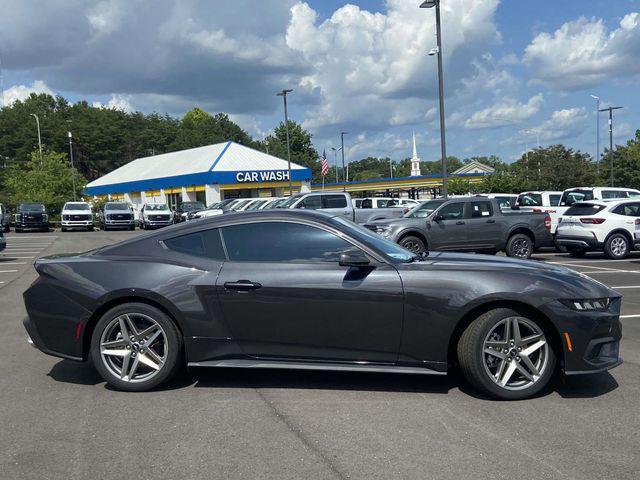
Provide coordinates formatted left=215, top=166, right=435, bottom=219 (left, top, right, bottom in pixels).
left=61, top=201, right=94, bottom=232
left=555, top=199, right=640, bottom=258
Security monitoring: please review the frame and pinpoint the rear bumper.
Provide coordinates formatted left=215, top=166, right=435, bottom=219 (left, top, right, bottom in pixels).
left=23, top=316, right=83, bottom=362
left=556, top=235, right=601, bottom=250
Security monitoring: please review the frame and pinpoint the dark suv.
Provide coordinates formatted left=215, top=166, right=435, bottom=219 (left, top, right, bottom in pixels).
left=14, top=203, right=49, bottom=232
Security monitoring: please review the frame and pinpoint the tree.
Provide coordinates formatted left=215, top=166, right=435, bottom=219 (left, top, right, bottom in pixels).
left=476, top=172, right=528, bottom=194
left=4, top=149, right=86, bottom=213
left=604, top=129, right=640, bottom=189
left=262, top=120, right=320, bottom=182
left=447, top=177, right=473, bottom=195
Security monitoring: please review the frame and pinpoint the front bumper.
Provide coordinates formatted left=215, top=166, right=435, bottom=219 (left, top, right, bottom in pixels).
left=541, top=298, right=623, bottom=375
left=143, top=219, right=173, bottom=227
left=556, top=234, right=601, bottom=250
left=62, top=220, right=93, bottom=228
left=15, top=221, right=49, bottom=230
left=105, top=220, right=135, bottom=227
left=634, top=232, right=640, bottom=250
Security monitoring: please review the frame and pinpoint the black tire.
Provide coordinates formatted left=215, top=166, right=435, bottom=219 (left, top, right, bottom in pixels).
left=129, top=225, right=135, bottom=231
left=15, top=227, right=22, bottom=233
left=87, top=225, right=94, bottom=232
left=140, top=223, right=145, bottom=230
left=3, top=224, right=9, bottom=232
left=90, top=302, right=183, bottom=391
left=506, top=233, right=533, bottom=259
left=604, top=233, right=630, bottom=260
left=567, top=248, right=586, bottom=258
left=399, top=235, right=426, bottom=254
left=457, top=308, right=556, bottom=400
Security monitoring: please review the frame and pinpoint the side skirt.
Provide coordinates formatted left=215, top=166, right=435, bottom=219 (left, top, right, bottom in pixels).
left=187, top=359, right=446, bottom=375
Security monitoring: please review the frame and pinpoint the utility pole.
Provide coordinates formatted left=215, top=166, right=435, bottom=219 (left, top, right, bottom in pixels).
left=340, top=132, right=348, bottom=192
left=331, top=147, right=341, bottom=183
left=599, top=106, right=622, bottom=187
left=30, top=113, right=43, bottom=165
left=590, top=94, right=600, bottom=174
left=276, top=89, right=293, bottom=195
left=67, top=122, right=77, bottom=201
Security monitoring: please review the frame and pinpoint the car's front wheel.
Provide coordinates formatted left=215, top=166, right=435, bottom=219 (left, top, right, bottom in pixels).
left=90, top=303, right=182, bottom=391
left=457, top=308, right=555, bottom=400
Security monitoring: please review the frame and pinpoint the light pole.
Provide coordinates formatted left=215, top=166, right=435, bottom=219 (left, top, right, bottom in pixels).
left=331, top=147, right=341, bottom=183
left=340, top=132, right=348, bottom=191
left=30, top=113, right=43, bottom=165
left=66, top=122, right=77, bottom=201
left=276, top=89, right=293, bottom=195
left=420, top=0, right=448, bottom=198
left=590, top=94, right=600, bottom=174
left=599, top=105, right=622, bottom=187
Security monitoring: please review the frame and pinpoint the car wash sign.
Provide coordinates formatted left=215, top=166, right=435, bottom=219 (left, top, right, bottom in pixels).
left=235, top=170, right=290, bottom=183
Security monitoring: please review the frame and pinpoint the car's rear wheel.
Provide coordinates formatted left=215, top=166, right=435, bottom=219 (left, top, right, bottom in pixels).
left=506, top=233, right=533, bottom=259
left=399, top=235, right=426, bottom=254
left=457, top=308, right=555, bottom=400
left=90, top=303, right=182, bottom=391
left=604, top=233, right=629, bottom=259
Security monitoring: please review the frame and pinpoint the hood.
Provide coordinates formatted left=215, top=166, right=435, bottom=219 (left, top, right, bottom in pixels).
left=366, top=216, right=421, bottom=227
left=400, top=251, right=617, bottom=299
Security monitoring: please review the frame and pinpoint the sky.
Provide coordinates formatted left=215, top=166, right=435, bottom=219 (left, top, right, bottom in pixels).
left=1, top=0, right=639, bottom=165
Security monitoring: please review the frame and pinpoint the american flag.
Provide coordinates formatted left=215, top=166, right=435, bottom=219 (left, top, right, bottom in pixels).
left=320, top=149, right=328, bottom=176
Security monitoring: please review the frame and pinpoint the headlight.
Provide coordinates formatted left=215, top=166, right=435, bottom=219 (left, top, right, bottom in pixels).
left=42, top=214, right=48, bottom=221
left=373, top=225, right=392, bottom=236
left=560, top=298, right=612, bottom=311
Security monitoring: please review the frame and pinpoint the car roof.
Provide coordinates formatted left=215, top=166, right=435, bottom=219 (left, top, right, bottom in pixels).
left=564, top=187, right=640, bottom=192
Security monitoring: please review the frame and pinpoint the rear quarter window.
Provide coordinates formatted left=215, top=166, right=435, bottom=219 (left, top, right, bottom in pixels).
left=164, top=229, right=226, bottom=260
left=322, top=195, right=348, bottom=208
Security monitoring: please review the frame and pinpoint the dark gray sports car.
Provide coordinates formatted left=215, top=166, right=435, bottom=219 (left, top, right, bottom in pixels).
left=23, top=210, right=622, bottom=399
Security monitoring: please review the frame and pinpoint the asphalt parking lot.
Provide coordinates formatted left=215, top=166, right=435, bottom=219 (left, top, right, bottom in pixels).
left=1, top=230, right=639, bottom=480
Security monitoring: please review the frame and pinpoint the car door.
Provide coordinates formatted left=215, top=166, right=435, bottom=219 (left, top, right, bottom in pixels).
left=465, top=201, right=502, bottom=248
left=427, top=202, right=467, bottom=249
left=216, top=220, right=404, bottom=362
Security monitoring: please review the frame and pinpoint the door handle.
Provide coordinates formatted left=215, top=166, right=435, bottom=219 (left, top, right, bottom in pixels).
left=486, top=219, right=496, bottom=223
left=456, top=221, right=465, bottom=225
left=224, top=280, right=262, bottom=291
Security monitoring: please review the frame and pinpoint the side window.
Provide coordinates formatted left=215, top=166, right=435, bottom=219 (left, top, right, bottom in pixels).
left=602, top=190, right=627, bottom=199
left=298, top=195, right=322, bottom=209
left=322, top=194, right=348, bottom=208
left=164, top=229, right=226, bottom=260
left=437, top=202, right=464, bottom=220
left=361, top=199, right=372, bottom=209
left=621, top=203, right=640, bottom=217
left=470, top=202, right=492, bottom=218
left=379, top=199, right=397, bottom=208
left=549, top=194, right=561, bottom=206
left=222, top=222, right=361, bottom=262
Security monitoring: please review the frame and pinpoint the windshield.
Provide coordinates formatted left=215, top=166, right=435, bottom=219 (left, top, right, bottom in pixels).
left=181, top=202, right=204, bottom=211
left=560, top=190, right=594, bottom=206
left=517, top=193, right=542, bottom=207
left=18, top=203, right=45, bottom=212
left=277, top=194, right=304, bottom=208
left=331, top=216, right=414, bottom=263
left=145, top=204, right=169, bottom=211
left=405, top=200, right=445, bottom=218
left=106, top=203, right=131, bottom=210
left=64, top=202, right=90, bottom=210
left=246, top=200, right=268, bottom=210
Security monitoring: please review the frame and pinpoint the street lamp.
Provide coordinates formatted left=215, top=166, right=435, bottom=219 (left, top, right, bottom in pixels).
left=599, top=105, right=623, bottom=187
left=340, top=132, right=348, bottom=191
left=276, top=89, right=294, bottom=195
left=590, top=94, right=600, bottom=174
left=29, top=113, right=43, bottom=165
left=330, top=146, right=341, bottom=183
left=420, top=0, right=448, bottom=198
left=66, top=120, right=77, bottom=201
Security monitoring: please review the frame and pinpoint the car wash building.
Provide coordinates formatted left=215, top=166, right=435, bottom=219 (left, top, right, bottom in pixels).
left=84, top=141, right=312, bottom=208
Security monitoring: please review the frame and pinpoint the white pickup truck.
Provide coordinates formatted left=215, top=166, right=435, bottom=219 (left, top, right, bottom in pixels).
left=277, top=191, right=406, bottom=223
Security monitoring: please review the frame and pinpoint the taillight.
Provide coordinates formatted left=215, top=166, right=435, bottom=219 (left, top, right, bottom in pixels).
left=635, top=219, right=640, bottom=225
left=544, top=215, right=551, bottom=230
left=558, top=217, right=562, bottom=223
left=533, top=208, right=542, bottom=213
left=403, top=208, right=409, bottom=214
left=580, top=218, right=606, bottom=224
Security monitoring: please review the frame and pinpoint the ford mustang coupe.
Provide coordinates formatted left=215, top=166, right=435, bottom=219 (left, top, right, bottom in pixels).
left=23, top=210, right=622, bottom=399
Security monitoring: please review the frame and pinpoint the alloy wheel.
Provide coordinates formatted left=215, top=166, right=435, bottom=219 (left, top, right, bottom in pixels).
left=511, top=238, right=530, bottom=258
left=99, top=313, right=167, bottom=383
left=610, top=236, right=627, bottom=257
left=482, top=316, right=549, bottom=391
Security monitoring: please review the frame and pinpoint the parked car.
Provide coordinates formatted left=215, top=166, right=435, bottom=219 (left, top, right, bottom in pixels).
left=516, top=191, right=562, bottom=212
left=175, top=201, right=205, bottom=222
left=14, top=203, right=49, bottom=232
left=364, top=197, right=553, bottom=259
left=23, top=210, right=622, bottom=399
left=140, top=203, right=173, bottom=229
left=555, top=199, right=640, bottom=259
left=548, top=187, right=640, bottom=236
left=244, top=199, right=271, bottom=211
left=99, top=202, right=135, bottom=230
left=61, top=201, right=94, bottom=232
left=259, top=197, right=284, bottom=209
left=277, top=191, right=405, bottom=223
left=0, top=229, right=5, bottom=251
left=484, top=193, right=518, bottom=209
left=396, top=198, right=420, bottom=208
left=0, top=203, right=10, bottom=232
left=360, top=197, right=399, bottom=208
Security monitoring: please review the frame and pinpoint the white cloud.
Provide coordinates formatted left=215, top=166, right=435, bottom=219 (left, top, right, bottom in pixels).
left=534, top=107, right=589, bottom=142
left=464, top=94, right=544, bottom=129
left=92, top=94, right=134, bottom=112
left=3, top=80, right=54, bottom=106
left=524, top=13, right=640, bottom=90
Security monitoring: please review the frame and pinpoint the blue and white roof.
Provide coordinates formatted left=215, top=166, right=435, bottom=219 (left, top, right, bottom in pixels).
left=84, top=141, right=312, bottom=195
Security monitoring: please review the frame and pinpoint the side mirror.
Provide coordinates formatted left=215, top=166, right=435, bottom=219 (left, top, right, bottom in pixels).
left=339, top=251, right=371, bottom=267
left=434, top=214, right=445, bottom=222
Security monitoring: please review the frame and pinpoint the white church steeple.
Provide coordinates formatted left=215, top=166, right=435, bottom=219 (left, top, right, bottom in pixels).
left=410, top=131, right=421, bottom=176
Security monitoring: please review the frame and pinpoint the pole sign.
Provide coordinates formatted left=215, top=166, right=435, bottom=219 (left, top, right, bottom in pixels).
left=235, top=170, right=290, bottom=183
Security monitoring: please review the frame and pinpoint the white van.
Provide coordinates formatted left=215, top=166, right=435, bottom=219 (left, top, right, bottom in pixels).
left=549, top=187, right=640, bottom=234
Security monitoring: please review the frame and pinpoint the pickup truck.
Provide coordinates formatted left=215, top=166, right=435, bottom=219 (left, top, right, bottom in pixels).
left=364, top=196, right=553, bottom=259
left=0, top=203, right=10, bottom=232
left=277, top=191, right=405, bottom=223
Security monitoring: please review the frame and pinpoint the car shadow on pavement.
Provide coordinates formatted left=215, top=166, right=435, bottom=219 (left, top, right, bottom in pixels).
left=192, top=367, right=457, bottom=394
left=553, top=372, right=619, bottom=399
left=48, top=359, right=103, bottom=386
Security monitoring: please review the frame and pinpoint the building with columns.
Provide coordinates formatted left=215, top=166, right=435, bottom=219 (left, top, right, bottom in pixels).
left=84, top=141, right=312, bottom=209
left=410, top=132, right=421, bottom=177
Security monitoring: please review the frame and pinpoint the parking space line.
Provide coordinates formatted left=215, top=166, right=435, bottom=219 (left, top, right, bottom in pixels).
left=612, top=286, right=640, bottom=289
left=547, top=262, right=627, bottom=271
left=0, top=256, right=34, bottom=258
left=621, top=314, right=640, bottom=319
left=0, top=262, right=27, bottom=265
left=0, top=270, right=19, bottom=273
